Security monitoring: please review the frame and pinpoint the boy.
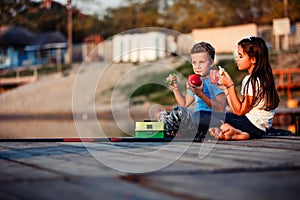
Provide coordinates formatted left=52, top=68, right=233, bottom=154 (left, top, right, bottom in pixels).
left=160, top=42, right=226, bottom=139
left=167, top=42, right=225, bottom=112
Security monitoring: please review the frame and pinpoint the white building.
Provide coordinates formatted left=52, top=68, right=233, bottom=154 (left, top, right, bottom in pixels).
left=112, top=32, right=167, bottom=63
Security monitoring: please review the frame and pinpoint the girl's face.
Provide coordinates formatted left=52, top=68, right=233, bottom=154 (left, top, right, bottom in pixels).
left=236, top=45, right=255, bottom=73
left=191, top=52, right=214, bottom=77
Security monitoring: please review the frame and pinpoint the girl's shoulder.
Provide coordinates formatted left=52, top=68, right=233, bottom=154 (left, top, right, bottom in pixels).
left=242, top=74, right=251, bottom=82
left=244, top=75, right=261, bottom=84
left=242, top=75, right=260, bottom=86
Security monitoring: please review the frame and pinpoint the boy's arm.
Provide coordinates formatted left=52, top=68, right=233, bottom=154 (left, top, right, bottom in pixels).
left=169, top=76, right=194, bottom=107
left=185, top=93, right=195, bottom=107
left=172, top=87, right=185, bottom=106
left=191, top=86, right=226, bottom=112
left=172, top=87, right=193, bottom=107
left=196, top=91, right=225, bottom=112
left=168, top=75, right=186, bottom=106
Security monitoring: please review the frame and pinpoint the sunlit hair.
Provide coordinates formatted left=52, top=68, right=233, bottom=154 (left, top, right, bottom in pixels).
left=238, top=36, right=279, bottom=111
left=190, top=42, right=215, bottom=61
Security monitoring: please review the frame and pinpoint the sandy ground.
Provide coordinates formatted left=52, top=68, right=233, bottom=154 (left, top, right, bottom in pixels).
left=0, top=58, right=186, bottom=138
left=0, top=58, right=184, bottom=116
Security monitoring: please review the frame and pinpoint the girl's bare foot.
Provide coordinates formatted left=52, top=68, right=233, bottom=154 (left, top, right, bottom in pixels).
left=220, top=123, right=250, bottom=140
left=209, top=127, right=225, bottom=140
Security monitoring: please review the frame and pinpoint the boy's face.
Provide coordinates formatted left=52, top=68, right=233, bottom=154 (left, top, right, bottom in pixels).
left=191, top=52, right=214, bottom=77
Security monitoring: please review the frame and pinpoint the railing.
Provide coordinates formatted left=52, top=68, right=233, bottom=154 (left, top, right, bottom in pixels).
left=0, top=67, right=38, bottom=92
left=273, top=68, right=300, bottom=100
left=0, top=75, right=37, bottom=86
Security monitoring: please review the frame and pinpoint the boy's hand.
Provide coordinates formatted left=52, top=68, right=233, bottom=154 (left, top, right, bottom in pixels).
left=187, top=81, right=204, bottom=97
left=166, top=73, right=179, bottom=89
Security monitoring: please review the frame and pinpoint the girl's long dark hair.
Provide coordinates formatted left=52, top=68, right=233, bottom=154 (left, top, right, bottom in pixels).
left=238, top=36, right=279, bottom=111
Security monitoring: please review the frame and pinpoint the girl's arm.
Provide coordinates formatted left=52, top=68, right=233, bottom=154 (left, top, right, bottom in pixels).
left=221, top=72, right=253, bottom=115
left=226, top=86, right=252, bottom=115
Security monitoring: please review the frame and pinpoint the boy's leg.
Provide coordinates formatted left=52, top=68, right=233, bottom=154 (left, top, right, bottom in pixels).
left=163, top=106, right=225, bottom=140
left=164, top=106, right=199, bottom=139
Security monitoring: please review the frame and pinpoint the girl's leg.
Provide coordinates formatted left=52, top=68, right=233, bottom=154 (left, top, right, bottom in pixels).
left=224, top=113, right=265, bottom=139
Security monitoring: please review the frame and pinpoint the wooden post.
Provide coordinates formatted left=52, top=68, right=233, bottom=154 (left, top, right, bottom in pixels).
left=296, top=116, right=300, bottom=136
left=283, top=0, right=288, bottom=18
left=67, top=0, right=72, bottom=65
left=33, top=67, right=38, bottom=81
left=283, top=34, right=289, bottom=50
left=56, top=48, right=62, bottom=72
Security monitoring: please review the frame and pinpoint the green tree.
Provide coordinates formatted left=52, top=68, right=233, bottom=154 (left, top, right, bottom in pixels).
left=1, top=1, right=105, bottom=43
left=102, top=0, right=161, bottom=37
left=0, top=0, right=33, bottom=26
left=2, top=0, right=300, bottom=41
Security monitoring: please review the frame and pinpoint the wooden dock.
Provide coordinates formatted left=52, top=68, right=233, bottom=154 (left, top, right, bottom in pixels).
left=0, top=75, right=37, bottom=86
left=273, top=68, right=300, bottom=100
left=0, top=136, right=300, bottom=200
left=0, top=66, right=38, bottom=93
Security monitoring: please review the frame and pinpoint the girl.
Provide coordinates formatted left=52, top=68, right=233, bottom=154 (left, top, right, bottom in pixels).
left=210, top=36, right=280, bottom=140
left=164, top=37, right=280, bottom=141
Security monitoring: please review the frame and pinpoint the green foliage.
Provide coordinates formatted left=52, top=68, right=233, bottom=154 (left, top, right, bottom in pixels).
left=1, top=0, right=300, bottom=40
left=0, top=1, right=104, bottom=43
left=130, top=60, right=193, bottom=105
left=0, top=0, right=33, bottom=26
left=132, top=83, right=164, bottom=97
left=176, top=61, right=193, bottom=77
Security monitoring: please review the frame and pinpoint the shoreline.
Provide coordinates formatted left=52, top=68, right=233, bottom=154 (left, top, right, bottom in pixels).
left=0, top=112, right=98, bottom=120
left=0, top=110, right=149, bottom=120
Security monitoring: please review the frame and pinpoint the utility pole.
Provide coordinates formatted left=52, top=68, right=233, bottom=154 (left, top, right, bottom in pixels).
left=283, top=0, right=288, bottom=17
left=67, top=0, right=72, bottom=65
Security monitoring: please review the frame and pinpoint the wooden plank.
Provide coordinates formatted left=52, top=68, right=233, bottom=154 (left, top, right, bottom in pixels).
left=0, top=177, right=183, bottom=200
left=0, top=139, right=299, bottom=200
left=134, top=170, right=300, bottom=200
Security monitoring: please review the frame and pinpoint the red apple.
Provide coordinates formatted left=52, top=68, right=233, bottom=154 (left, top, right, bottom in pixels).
left=188, top=74, right=202, bottom=86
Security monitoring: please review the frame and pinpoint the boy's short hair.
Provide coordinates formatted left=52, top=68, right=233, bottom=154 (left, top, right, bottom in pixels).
left=190, top=42, right=215, bottom=61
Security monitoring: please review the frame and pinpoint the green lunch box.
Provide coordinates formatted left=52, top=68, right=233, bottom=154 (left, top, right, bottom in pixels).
left=135, top=121, right=165, bottom=138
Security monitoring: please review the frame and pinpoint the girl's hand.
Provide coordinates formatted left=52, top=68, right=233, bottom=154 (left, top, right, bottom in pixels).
left=218, top=71, right=234, bottom=88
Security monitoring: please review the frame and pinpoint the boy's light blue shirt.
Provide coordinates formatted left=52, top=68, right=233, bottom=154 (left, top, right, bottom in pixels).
left=187, top=78, right=224, bottom=112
